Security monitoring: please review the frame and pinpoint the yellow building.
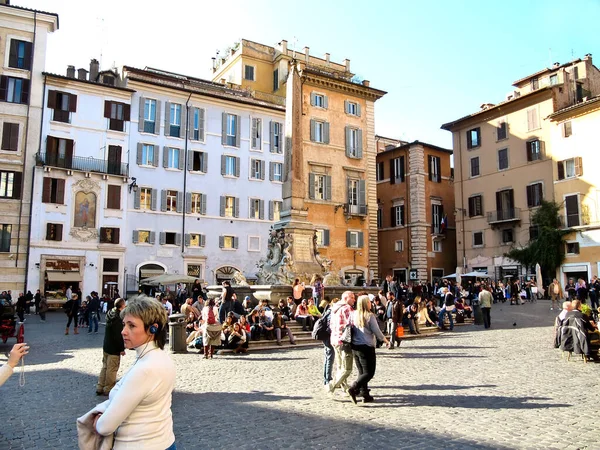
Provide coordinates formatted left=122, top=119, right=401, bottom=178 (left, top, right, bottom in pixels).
left=212, top=40, right=386, bottom=284
left=547, top=96, right=600, bottom=282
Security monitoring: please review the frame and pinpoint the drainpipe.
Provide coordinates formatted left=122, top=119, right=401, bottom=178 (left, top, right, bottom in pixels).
left=457, top=131, right=466, bottom=271
left=21, top=11, right=38, bottom=292
left=406, top=147, right=411, bottom=278
left=181, top=90, right=192, bottom=254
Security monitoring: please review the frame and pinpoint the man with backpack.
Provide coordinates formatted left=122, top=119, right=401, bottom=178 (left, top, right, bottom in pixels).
left=438, top=288, right=455, bottom=331
left=387, top=292, right=404, bottom=349
left=312, top=301, right=334, bottom=389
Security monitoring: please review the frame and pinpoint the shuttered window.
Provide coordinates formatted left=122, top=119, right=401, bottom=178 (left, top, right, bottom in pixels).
left=8, top=39, right=32, bottom=70
left=557, top=157, right=583, bottom=180
left=41, top=177, right=65, bottom=204
left=47, top=90, right=77, bottom=123
left=0, top=171, right=22, bottom=199
left=527, top=108, right=539, bottom=131
left=526, top=140, right=543, bottom=162
left=526, top=183, right=543, bottom=208
left=468, top=195, right=483, bottom=217
left=1, top=123, right=19, bottom=151
left=565, top=195, right=580, bottom=227
left=470, top=157, right=480, bottom=177
left=466, top=128, right=480, bottom=149
left=104, top=101, right=130, bottom=131
left=45, top=223, right=63, bottom=241
left=100, top=227, right=120, bottom=244
left=428, top=155, right=441, bottom=182
left=106, top=185, right=121, bottom=210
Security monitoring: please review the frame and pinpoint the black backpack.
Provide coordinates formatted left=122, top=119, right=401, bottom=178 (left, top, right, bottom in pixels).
left=312, top=308, right=331, bottom=341
left=445, top=293, right=455, bottom=307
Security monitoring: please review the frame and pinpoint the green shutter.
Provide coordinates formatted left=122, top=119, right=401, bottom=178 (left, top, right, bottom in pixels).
left=309, top=173, right=315, bottom=199
left=323, top=122, right=330, bottom=144
left=221, top=112, right=227, bottom=145
left=220, top=196, right=225, bottom=216
left=345, top=126, right=351, bottom=157
left=235, top=115, right=241, bottom=147
left=161, top=190, right=167, bottom=212
left=154, top=100, right=161, bottom=134
left=310, top=119, right=315, bottom=142
left=325, top=175, right=332, bottom=201
left=151, top=189, right=158, bottom=210
left=185, top=192, right=192, bottom=214
left=357, top=129, right=363, bottom=158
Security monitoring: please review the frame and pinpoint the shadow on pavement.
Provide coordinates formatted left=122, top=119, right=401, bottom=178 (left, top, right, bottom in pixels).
left=372, top=384, right=498, bottom=391
left=368, top=394, right=571, bottom=410
left=379, top=353, right=485, bottom=359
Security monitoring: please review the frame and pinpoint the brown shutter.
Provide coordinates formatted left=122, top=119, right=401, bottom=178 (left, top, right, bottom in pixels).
left=56, top=224, right=63, bottom=241
left=8, top=40, right=18, bottom=67
left=123, top=104, right=131, bottom=121
left=69, top=94, right=77, bottom=112
left=9, top=123, right=18, bottom=151
left=21, top=79, right=30, bottom=104
left=526, top=185, right=533, bottom=208
left=468, top=197, right=474, bottom=217
left=575, top=157, right=583, bottom=177
left=107, top=185, right=121, bottom=209
left=557, top=161, right=565, bottom=180
left=56, top=179, right=65, bottom=204
left=100, top=227, right=108, bottom=243
left=0, top=76, right=7, bottom=101
left=47, top=90, right=57, bottom=109
left=104, top=101, right=112, bottom=118
left=65, top=140, right=74, bottom=168
left=428, top=156, right=432, bottom=181
left=113, top=227, right=120, bottom=244
left=42, top=178, right=51, bottom=203
left=45, top=223, right=52, bottom=240
left=389, top=159, right=395, bottom=184
left=12, top=172, right=22, bottom=200
left=1, top=123, right=10, bottom=150
left=526, top=141, right=532, bottom=162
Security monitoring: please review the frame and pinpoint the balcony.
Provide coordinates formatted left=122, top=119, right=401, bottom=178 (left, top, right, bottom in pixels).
left=347, top=203, right=367, bottom=216
left=487, top=208, right=521, bottom=225
left=36, top=152, right=128, bottom=177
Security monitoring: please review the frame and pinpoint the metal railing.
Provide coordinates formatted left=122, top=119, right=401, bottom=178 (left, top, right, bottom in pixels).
left=36, top=152, right=128, bottom=177
left=487, top=208, right=521, bottom=224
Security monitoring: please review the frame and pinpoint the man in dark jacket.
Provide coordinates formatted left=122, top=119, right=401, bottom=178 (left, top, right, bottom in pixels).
left=389, top=293, right=404, bottom=349
left=87, top=292, right=101, bottom=334
left=96, top=298, right=126, bottom=396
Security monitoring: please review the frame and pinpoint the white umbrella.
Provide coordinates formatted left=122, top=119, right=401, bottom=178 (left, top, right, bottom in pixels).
left=535, top=263, right=544, bottom=297
left=456, top=267, right=462, bottom=286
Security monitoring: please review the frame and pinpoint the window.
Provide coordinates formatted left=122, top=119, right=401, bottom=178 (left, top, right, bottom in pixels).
left=395, top=240, right=404, bottom=252
left=498, top=148, right=509, bottom=171
left=222, top=155, right=239, bottom=177
left=501, top=229, right=513, bottom=244
left=470, top=157, right=480, bottom=177
left=142, top=98, right=157, bottom=133
left=467, top=127, right=480, bottom=149
left=563, top=121, right=572, bottom=138
left=187, top=264, right=204, bottom=278
left=345, top=100, right=360, bottom=116
left=0, top=224, right=11, bottom=252
left=161, top=232, right=178, bottom=246
left=531, top=77, right=539, bottom=91
left=134, top=230, right=153, bottom=244
left=377, top=208, right=382, bottom=228
left=431, top=203, right=444, bottom=234
left=316, top=229, right=330, bottom=247
left=165, top=147, right=181, bottom=169
left=165, top=190, right=178, bottom=212
left=0, top=171, right=21, bottom=199
left=345, top=127, right=362, bottom=158
left=473, top=231, right=484, bottom=247
left=468, top=195, right=483, bottom=217
left=529, top=226, right=539, bottom=241
left=392, top=205, right=405, bottom=227
left=139, top=187, right=153, bottom=210
left=390, top=156, right=405, bottom=184
left=220, top=235, right=239, bottom=249
left=273, top=69, right=279, bottom=91
left=310, top=119, right=329, bottom=144
left=187, top=233, right=205, bottom=248
left=100, top=227, right=120, bottom=244
left=429, top=155, right=441, bottom=182
left=42, top=178, right=65, bottom=204
left=526, top=140, right=542, bottom=162
left=45, top=223, right=63, bottom=241
left=269, top=200, right=282, bottom=221
left=251, top=118, right=262, bottom=150
left=526, top=183, right=543, bottom=208
left=565, top=194, right=580, bottom=227
left=433, top=239, right=442, bottom=252
left=1, top=122, right=18, bottom=151
left=557, top=157, right=583, bottom=180
left=566, top=242, right=580, bottom=255
left=244, top=65, right=255, bottom=81
left=346, top=231, right=364, bottom=248
left=8, top=39, right=32, bottom=70
left=222, top=113, right=240, bottom=147
left=189, top=151, right=207, bottom=173
left=497, top=121, right=507, bottom=140
left=221, top=196, right=238, bottom=218
left=270, top=121, right=283, bottom=153
left=249, top=198, right=264, bottom=220
left=495, top=189, right=515, bottom=220
left=191, top=108, right=205, bottom=141
left=527, top=108, right=539, bottom=131
left=104, top=101, right=130, bottom=132
left=550, top=74, right=558, bottom=85
left=269, top=162, right=283, bottom=182
left=168, top=103, right=181, bottom=137
left=309, top=173, right=331, bottom=201
left=45, top=136, right=74, bottom=169
left=376, top=162, right=384, bottom=181
left=347, top=179, right=366, bottom=215
left=102, top=258, right=119, bottom=272
left=48, top=91, right=76, bottom=123
left=139, top=144, right=156, bottom=166
left=189, top=193, right=206, bottom=215
left=250, top=159, right=265, bottom=180
left=1, top=76, right=29, bottom=104
left=106, top=185, right=121, bottom=210
left=311, top=93, right=327, bottom=108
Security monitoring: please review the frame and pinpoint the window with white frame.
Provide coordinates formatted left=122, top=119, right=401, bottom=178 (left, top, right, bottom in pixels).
left=314, top=94, right=325, bottom=108
left=346, top=101, right=358, bottom=115
left=473, top=231, right=484, bottom=247
left=250, top=198, right=262, bottom=220
left=224, top=155, right=237, bottom=177
left=226, top=114, right=237, bottom=146
left=314, top=174, right=327, bottom=200
left=251, top=118, right=262, bottom=150
left=166, top=190, right=178, bottom=212
left=190, top=193, right=203, bottom=214
left=137, top=230, right=151, bottom=244
left=221, top=235, right=237, bottom=249
left=192, top=108, right=204, bottom=141
left=316, top=229, right=330, bottom=247
left=139, top=187, right=152, bottom=210
left=272, top=121, right=282, bottom=153
left=271, top=162, right=283, bottom=182
left=558, top=157, right=582, bottom=180
left=141, top=144, right=154, bottom=166
left=250, top=159, right=264, bottom=180
left=433, top=239, right=442, bottom=252
left=348, top=179, right=358, bottom=207
left=224, top=196, right=235, bottom=217
left=395, top=240, right=404, bottom=252
left=143, top=99, right=156, bottom=133
left=393, top=204, right=405, bottom=227
left=347, top=128, right=359, bottom=157
left=189, top=233, right=204, bottom=247
left=167, top=148, right=180, bottom=169
left=315, top=121, right=325, bottom=143
left=169, top=103, right=181, bottom=137
left=271, top=201, right=281, bottom=221
left=347, top=231, right=363, bottom=248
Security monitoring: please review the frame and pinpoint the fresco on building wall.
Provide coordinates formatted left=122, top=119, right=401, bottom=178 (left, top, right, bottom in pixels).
left=74, top=192, right=96, bottom=228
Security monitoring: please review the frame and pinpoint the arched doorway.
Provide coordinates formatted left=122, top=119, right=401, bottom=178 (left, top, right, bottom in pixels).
left=214, top=265, right=240, bottom=284
left=136, top=263, right=166, bottom=295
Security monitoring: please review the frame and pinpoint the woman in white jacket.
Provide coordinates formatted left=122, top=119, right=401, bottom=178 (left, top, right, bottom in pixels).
left=89, top=295, right=176, bottom=450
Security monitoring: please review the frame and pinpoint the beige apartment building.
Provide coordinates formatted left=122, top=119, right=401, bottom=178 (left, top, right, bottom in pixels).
left=547, top=96, right=600, bottom=282
left=0, top=3, right=57, bottom=291
left=212, top=39, right=386, bottom=284
left=442, top=54, right=600, bottom=282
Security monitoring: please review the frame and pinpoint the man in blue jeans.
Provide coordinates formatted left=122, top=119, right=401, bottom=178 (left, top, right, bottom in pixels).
left=438, top=288, right=455, bottom=331
left=88, top=292, right=101, bottom=334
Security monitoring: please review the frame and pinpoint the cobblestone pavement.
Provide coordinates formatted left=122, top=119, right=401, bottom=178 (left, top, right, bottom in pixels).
left=0, top=300, right=597, bottom=450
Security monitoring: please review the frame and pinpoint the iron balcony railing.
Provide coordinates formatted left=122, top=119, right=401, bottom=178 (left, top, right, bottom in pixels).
left=36, top=152, right=128, bottom=177
left=487, top=208, right=521, bottom=224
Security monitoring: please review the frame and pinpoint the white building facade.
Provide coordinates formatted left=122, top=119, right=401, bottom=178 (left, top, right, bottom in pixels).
left=122, top=67, right=285, bottom=291
left=27, top=65, right=132, bottom=299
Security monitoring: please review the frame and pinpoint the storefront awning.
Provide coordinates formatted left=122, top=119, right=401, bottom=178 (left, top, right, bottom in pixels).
left=140, top=269, right=165, bottom=278
left=46, top=271, right=83, bottom=282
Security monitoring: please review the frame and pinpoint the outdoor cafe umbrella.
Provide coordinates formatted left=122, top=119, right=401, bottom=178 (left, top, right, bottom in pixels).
left=535, top=263, right=545, bottom=297
left=141, top=274, right=201, bottom=286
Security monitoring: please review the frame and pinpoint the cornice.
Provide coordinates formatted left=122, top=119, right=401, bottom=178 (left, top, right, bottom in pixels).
left=301, top=71, right=386, bottom=102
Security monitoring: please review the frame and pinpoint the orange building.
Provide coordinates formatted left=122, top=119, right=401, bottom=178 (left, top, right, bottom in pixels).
left=212, top=40, right=386, bottom=284
left=376, top=141, right=456, bottom=283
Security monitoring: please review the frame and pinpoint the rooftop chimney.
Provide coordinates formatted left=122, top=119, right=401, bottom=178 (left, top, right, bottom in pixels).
left=553, top=62, right=560, bottom=68
left=362, top=80, right=370, bottom=87
left=77, top=68, right=88, bottom=81
left=66, top=65, right=75, bottom=78
left=89, top=59, right=99, bottom=82
left=324, top=53, right=330, bottom=64
left=220, top=78, right=226, bottom=85
left=303, top=46, right=310, bottom=63
left=585, top=53, right=592, bottom=60
left=343, top=58, right=351, bottom=72
left=280, top=40, right=288, bottom=53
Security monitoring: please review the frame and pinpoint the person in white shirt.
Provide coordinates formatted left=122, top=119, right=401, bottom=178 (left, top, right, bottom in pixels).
left=87, top=295, right=176, bottom=450
left=0, top=343, right=29, bottom=387
left=161, top=297, right=173, bottom=316
left=65, top=285, right=72, bottom=301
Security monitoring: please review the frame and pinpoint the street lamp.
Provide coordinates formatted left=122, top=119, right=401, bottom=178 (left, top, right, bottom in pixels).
left=128, top=177, right=138, bottom=193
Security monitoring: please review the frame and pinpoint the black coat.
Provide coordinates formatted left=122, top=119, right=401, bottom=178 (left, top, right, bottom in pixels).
left=103, top=308, right=125, bottom=355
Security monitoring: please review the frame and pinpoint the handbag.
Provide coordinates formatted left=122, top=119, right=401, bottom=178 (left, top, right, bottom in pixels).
left=340, top=323, right=353, bottom=352
left=395, top=325, right=404, bottom=338
left=76, top=409, right=114, bottom=450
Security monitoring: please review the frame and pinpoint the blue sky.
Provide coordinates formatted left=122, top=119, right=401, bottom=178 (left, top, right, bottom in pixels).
left=20, top=0, right=600, bottom=148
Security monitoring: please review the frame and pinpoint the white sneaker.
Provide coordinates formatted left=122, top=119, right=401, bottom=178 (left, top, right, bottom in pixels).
left=550, top=308, right=553, bottom=311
